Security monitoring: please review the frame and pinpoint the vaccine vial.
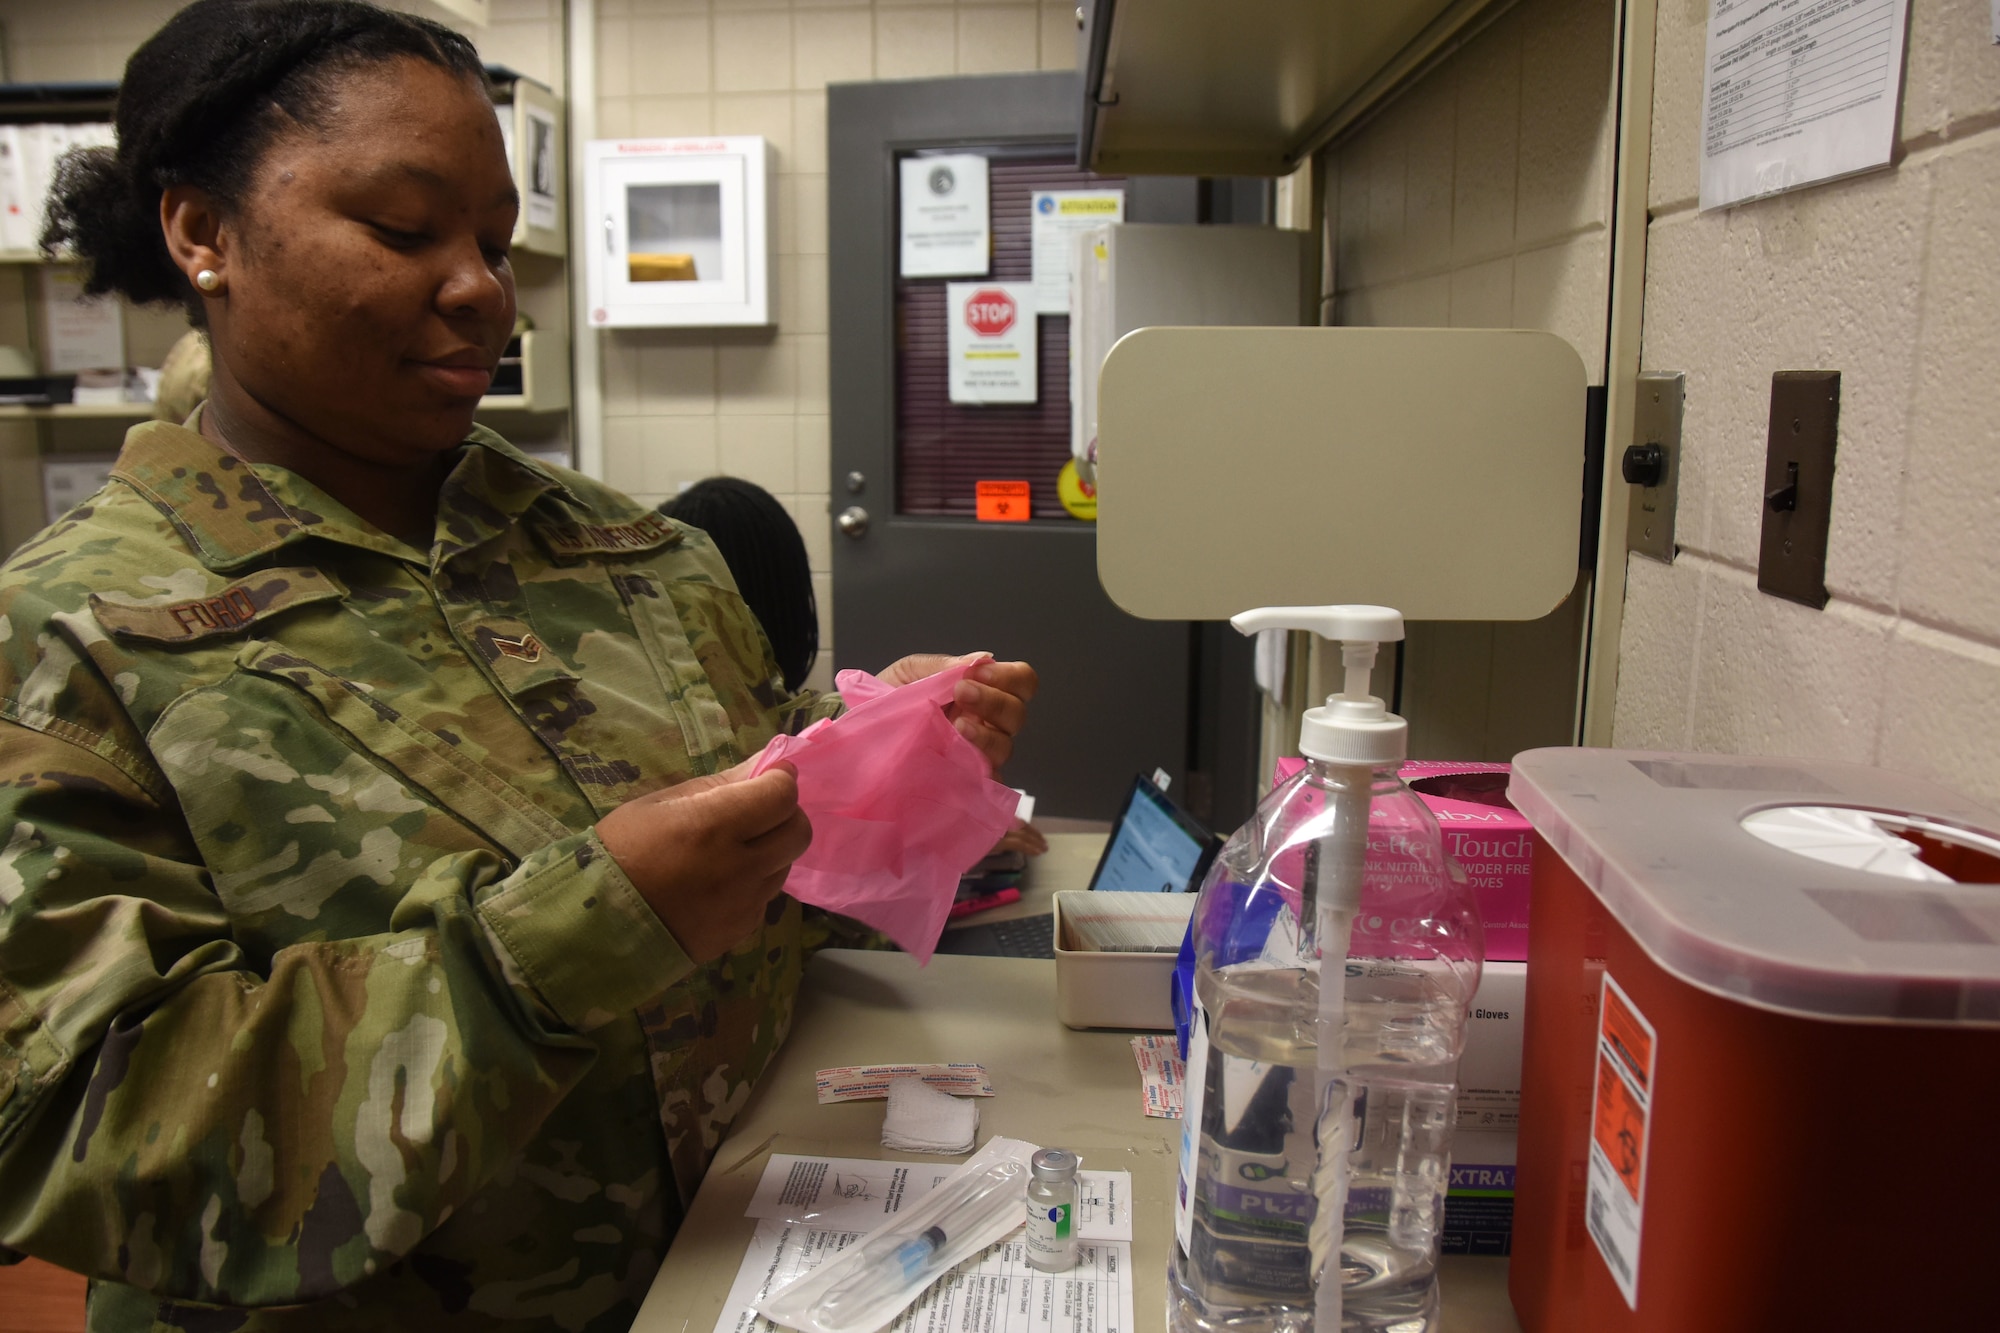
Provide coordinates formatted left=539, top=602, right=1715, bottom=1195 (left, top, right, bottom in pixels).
left=1025, top=1147, right=1080, bottom=1273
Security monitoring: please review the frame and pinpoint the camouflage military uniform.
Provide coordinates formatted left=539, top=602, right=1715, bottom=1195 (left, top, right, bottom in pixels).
left=0, top=420, right=840, bottom=1330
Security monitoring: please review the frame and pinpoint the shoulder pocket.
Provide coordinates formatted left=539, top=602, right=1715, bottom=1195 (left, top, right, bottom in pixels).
left=89, top=567, right=346, bottom=644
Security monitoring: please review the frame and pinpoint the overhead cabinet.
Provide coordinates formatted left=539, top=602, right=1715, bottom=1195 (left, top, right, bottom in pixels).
left=583, top=136, right=773, bottom=328
left=1078, top=0, right=1504, bottom=175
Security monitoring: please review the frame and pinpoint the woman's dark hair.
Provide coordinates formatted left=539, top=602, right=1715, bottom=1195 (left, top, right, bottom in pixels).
left=42, top=0, right=485, bottom=324
left=665, top=478, right=820, bottom=694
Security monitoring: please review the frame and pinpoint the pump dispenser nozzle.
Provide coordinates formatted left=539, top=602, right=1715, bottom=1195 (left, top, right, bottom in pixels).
left=1230, top=605, right=1407, bottom=766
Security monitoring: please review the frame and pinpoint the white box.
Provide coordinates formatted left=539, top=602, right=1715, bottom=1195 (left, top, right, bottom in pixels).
left=583, top=136, right=771, bottom=328
left=1456, top=960, right=1525, bottom=1132
left=1052, top=890, right=1196, bottom=1030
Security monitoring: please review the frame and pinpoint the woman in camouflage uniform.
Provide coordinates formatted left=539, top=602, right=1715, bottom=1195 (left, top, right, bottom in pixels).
left=0, top=3, right=1035, bottom=1329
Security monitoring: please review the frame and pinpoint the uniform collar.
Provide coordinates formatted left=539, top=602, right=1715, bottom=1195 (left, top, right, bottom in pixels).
left=111, top=419, right=581, bottom=572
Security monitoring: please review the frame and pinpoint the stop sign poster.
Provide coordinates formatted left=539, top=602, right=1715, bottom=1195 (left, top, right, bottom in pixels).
left=946, top=281, right=1037, bottom=405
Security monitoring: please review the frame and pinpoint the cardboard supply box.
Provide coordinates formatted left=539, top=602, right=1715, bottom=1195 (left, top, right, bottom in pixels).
left=1442, top=961, right=1525, bottom=1256
left=1273, top=758, right=1535, bottom=960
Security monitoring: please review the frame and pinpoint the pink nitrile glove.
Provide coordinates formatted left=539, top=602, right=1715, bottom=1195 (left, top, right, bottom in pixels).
left=750, top=660, right=1021, bottom=962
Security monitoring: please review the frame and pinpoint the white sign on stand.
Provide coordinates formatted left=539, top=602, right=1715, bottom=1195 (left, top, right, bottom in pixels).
left=1698, top=0, right=1910, bottom=211
left=946, top=281, right=1036, bottom=405
left=899, top=154, right=989, bottom=278
left=1030, top=188, right=1123, bottom=313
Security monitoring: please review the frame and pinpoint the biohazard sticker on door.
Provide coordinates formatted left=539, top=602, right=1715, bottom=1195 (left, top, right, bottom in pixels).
left=975, top=480, right=1032, bottom=522
left=1586, top=973, right=1655, bottom=1309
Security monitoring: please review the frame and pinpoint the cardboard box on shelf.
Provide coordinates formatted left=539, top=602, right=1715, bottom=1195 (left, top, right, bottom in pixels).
left=1275, top=757, right=1535, bottom=960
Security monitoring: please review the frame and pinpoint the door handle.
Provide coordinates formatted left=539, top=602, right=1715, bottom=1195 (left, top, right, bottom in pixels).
left=836, top=506, right=870, bottom=538
left=605, top=214, right=615, bottom=254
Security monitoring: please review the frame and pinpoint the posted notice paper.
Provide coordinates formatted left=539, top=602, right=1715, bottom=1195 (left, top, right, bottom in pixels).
left=716, top=1153, right=1136, bottom=1333
left=1699, top=0, right=1910, bottom=211
left=900, top=154, right=990, bottom=278
left=947, top=282, right=1037, bottom=405
left=1030, top=190, right=1124, bottom=314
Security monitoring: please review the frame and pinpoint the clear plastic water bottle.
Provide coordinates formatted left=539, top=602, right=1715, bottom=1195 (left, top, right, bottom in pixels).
left=1168, top=606, right=1483, bottom=1333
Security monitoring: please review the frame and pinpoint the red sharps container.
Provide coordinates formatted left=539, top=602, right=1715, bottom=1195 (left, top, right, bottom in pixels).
left=1505, top=749, right=2000, bottom=1332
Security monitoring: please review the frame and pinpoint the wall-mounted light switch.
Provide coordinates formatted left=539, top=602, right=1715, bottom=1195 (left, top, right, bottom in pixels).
left=1757, top=371, right=1839, bottom=609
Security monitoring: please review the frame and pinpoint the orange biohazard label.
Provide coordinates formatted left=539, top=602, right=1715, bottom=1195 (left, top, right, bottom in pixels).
left=1586, top=973, right=1655, bottom=1308
left=975, top=480, right=1032, bottom=522
left=1592, top=1050, right=1648, bottom=1202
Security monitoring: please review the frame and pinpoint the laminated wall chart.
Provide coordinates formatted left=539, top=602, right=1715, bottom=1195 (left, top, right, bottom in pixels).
left=1699, top=0, right=1911, bottom=210
left=716, top=1153, right=1135, bottom=1333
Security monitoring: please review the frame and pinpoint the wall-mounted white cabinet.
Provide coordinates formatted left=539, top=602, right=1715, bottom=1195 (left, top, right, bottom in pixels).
left=582, top=136, right=772, bottom=329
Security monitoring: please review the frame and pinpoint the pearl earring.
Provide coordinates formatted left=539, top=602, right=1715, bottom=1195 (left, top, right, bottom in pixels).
left=195, top=269, right=221, bottom=292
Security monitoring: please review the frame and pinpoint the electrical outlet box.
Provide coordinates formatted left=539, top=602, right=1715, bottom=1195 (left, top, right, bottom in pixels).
left=1757, top=371, right=1839, bottom=609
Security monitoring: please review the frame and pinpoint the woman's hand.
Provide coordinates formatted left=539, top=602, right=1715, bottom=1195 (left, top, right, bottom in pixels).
left=597, top=759, right=812, bottom=963
left=879, top=653, right=1039, bottom=774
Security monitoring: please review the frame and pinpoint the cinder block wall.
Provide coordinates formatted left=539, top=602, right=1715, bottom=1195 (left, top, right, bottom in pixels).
left=1617, top=0, right=2000, bottom=806
left=1322, top=0, right=1620, bottom=761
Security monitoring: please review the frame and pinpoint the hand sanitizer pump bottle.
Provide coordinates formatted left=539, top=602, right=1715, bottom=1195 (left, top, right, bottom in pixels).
left=1167, top=606, right=1484, bottom=1333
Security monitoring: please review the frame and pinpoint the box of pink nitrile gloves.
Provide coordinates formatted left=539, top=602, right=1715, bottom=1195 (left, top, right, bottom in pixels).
left=1272, top=758, right=1533, bottom=961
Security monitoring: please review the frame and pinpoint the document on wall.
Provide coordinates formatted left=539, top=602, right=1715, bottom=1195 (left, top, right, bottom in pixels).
left=900, top=153, right=991, bottom=278
left=1699, top=0, right=1910, bottom=211
left=715, top=1153, right=1136, bottom=1333
left=1030, top=190, right=1123, bottom=314
left=947, top=282, right=1037, bottom=405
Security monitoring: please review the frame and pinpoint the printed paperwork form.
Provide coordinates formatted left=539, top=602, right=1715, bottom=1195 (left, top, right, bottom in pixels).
left=715, top=1153, right=1136, bottom=1333
left=1699, top=0, right=1910, bottom=210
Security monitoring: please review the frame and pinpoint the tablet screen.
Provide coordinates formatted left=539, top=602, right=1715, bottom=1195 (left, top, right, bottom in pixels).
left=1090, top=776, right=1216, bottom=894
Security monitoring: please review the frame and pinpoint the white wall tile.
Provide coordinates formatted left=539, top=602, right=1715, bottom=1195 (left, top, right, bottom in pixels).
left=634, top=340, right=719, bottom=415
left=629, top=15, right=711, bottom=97
left=957, top=6, right=1039, bottom=75
left=596, top=16, right=634, bottom=100
left=1512, top=232, right=1608, bottom=382
left=715, top=93, right=795, bottom=165
left=792, top=252, right=831, bottom=334
left=1449, top=18, right=1521, bottom=266
left=720, top=415, right=798, bottom=493
left=714, top=9, right=793, bottom=93
left=719, top=338, right=799, bottom=415
left=1514, top=0, right=1616, bottom=245
left=1337, top=275, right=1449, bottom=328
left=1686, top=565, right=1891, bottom=762
left=1646, top=0, right=1710, bottom=213
left=876, top=9, right=958, bottom=79
left=794, top=174, right=830, bottom=255
left=640, top=417, right=722, bottom=497
left=1878, top=622, right=2000, bottom=808
left=796, top=416, right=833, bottom=500
left=1897, top=134, right=2000, bottom=642
left=603, top=418, right=647, bottom=493
left=792, top=94, right=829, bottom=174
left=795, top=334, right=831, bottom=414
left=1039, top=2, right=1081, bottom=70
left=1897, top=0, right=2000, bottom=145
left=628, top=94, right=714, bottom=137
left=1610, top=553, right=1701, bottom=749
left=1401, top=81, right=1457, bottom=275
left=1448, top=256, right=1513, bottom=328
left=794, top=10, right=876, bottom=90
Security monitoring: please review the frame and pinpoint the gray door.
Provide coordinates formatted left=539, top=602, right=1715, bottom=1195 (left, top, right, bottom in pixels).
left=828, top=74, right=1207, bottom=821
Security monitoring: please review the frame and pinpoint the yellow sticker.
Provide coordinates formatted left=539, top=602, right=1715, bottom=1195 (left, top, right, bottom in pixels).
left=1057, top=459, right=1097, bottom=522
